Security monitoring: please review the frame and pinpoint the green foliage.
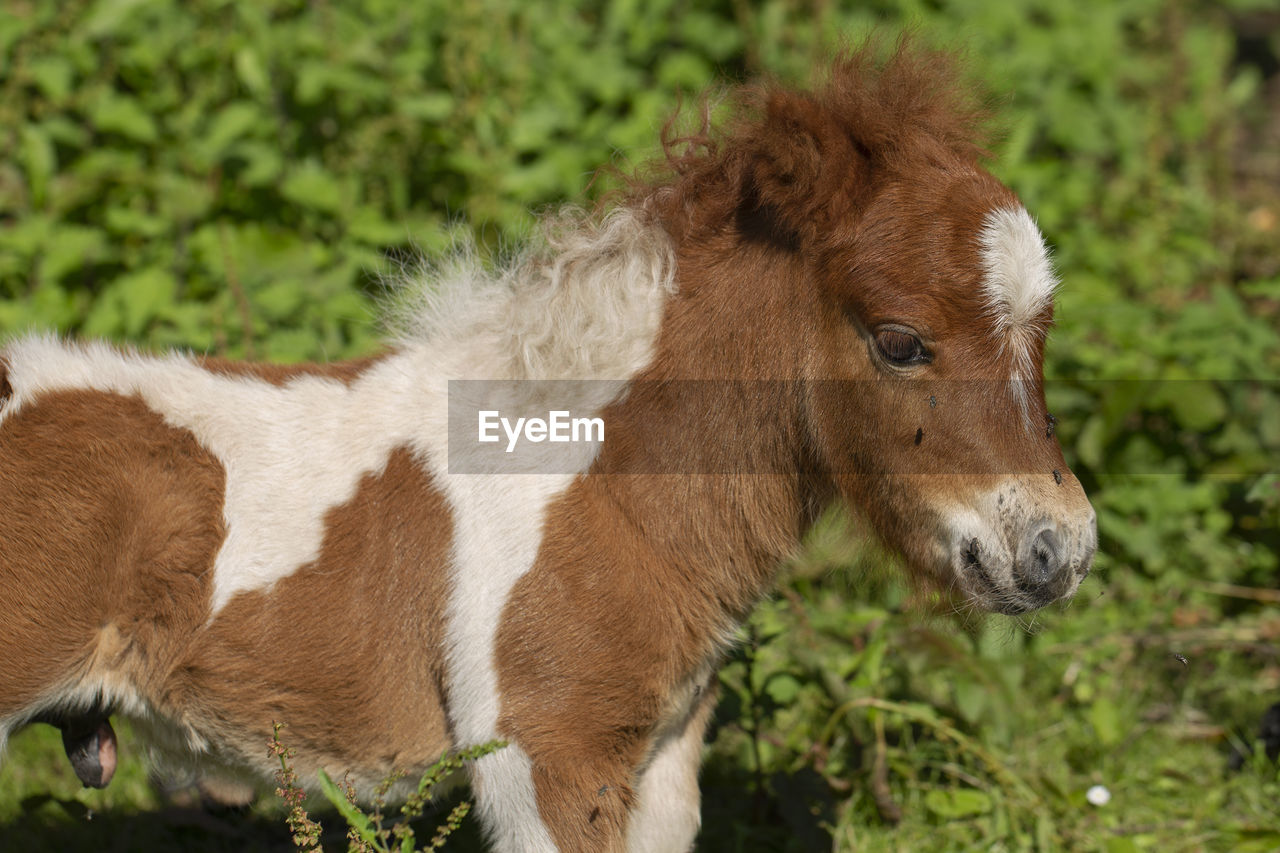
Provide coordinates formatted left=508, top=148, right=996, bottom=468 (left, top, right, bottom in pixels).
left=1, top=0, right=1278, bottom=851
left=0, top=0, right=763, bottom=358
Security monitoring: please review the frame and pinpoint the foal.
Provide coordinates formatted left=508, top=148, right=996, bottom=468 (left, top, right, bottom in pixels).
left=0, top=47, right=1095, bottom=852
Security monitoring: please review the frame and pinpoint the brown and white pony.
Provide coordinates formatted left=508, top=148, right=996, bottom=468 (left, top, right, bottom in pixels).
left=0, top=47, right=1095, bottom=852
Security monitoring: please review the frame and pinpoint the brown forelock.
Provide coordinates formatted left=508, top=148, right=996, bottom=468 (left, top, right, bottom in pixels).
left=166, top=446, right=453, bottom=785
left=196, top=352, right=389, bottom=386
left=0, top=390, right=224, bottom=715
left=629, top=39, right=988, bottom=253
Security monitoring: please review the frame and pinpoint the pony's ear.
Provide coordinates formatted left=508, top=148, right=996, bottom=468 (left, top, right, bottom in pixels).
left=740, top=92, right=863, bottom=247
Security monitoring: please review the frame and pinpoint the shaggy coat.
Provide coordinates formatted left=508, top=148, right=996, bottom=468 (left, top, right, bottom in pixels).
left=0, top=45, right=1096, bottom=852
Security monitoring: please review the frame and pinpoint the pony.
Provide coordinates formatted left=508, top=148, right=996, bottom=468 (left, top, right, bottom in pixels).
left=0, top=44, right=1096, bottom=852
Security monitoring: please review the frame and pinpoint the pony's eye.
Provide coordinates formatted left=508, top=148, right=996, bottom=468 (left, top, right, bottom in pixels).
left=874, top=327, right=930, bottom=366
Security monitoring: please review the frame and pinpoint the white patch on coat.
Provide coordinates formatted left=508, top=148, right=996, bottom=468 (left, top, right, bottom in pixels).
left=976, top=206, right=1059, bottom=419
left=470, top=745, right=559, bottom=852
left=405, top=208, right=676, bottom=849
left=626, top=727, right=705, bottom=853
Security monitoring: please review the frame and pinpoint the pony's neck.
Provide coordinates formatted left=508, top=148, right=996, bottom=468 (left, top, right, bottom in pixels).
left=591, top=235, right=827, bottom=622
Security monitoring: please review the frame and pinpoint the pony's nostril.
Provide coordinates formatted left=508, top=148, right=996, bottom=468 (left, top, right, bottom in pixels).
left=1017, top=523, right=1063, bottom=592
left=1030, top=528, right=1060, bottom=583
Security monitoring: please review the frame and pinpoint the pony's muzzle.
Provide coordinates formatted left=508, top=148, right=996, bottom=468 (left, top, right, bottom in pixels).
left=954, top=509, right=1096, bottom=615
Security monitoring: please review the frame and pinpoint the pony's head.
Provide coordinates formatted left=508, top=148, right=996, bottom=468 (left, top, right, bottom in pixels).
left=644, top=44, right=1097, bottom=614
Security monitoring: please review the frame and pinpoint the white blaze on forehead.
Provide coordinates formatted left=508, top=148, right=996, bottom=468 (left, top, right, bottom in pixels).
left=977, top=206, right=1060, bottom=418
left=977, top=206, right=1059, bottom=333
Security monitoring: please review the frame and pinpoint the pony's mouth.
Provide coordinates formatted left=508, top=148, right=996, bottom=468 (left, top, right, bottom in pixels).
left=948, top=518, right=1096, bottom=616
left=958, top=540, right=1067, bottom=614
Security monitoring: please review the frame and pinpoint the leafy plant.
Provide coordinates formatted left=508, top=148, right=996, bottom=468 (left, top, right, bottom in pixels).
left=270, top=721, right=504, bottom=853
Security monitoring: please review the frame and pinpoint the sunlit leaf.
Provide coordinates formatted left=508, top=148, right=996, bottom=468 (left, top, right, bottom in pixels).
left=90, top=92, right=158, bottom=142
left=924, top=788, right=993, bottom=819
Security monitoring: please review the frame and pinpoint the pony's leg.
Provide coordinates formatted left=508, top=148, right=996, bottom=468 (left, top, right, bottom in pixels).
left=625, top=685, right=716, bottom=853
left=472, top=734, right=647, bottom=853
left=469, top=684, right=716, bottom=853
left=470, top=744, right=561, bottom=853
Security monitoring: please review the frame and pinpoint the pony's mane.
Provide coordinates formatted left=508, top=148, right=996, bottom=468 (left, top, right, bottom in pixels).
left=386, top=207, right=676, bottom=381
left=631, top=39, right=990, bottom=243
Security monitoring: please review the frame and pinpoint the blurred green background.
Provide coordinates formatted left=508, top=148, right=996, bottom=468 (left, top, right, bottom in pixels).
left=1, top=0, right=1278, bottom=850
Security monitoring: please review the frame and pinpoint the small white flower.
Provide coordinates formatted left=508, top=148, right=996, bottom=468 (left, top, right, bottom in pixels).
left=1085, top=784, right=1111, bottom=806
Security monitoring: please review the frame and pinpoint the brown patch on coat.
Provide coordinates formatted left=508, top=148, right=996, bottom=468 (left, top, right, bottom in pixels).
left=164, top=447, right=454, bottom=786
left=2, top=378, right=452, bottom=790
left=0, top=390, right=224, bottom=716
left=196, top=353, right=389, bottom=386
